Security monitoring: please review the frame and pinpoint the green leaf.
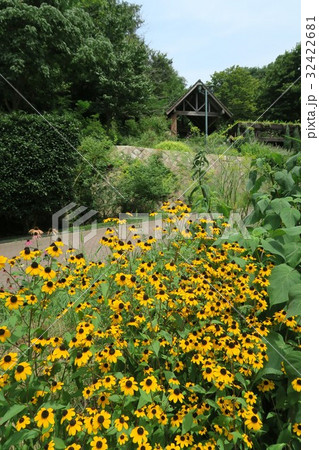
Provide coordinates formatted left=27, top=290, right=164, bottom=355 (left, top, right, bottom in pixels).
left=280, top=207, right=300, bottom=227
left=151, top=340, right=160, bottom=356
left=0, top=404, right=27, bottom=425
left=137, top=389, right=152, bottom=409
left=52, top=437, right=66, bottom=449
left=268, top=264, right=301, bottom=306
left=267, top=444, right=287, bottom=450
left=261, top=239, right=285, bottom=259
left=182, top=411, right=193, bottom=434
left=3, top=429, right=40, bottom=449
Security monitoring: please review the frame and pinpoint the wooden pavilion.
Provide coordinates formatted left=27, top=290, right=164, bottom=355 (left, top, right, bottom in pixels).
left=166, top=79, right=232, bottom=136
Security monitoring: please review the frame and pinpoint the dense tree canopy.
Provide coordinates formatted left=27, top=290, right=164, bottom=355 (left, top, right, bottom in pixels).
left=257, top=43, right=301, bottom=121
left=208, top=44, right=301, bottom=122
left=208, top=66, right=261, bottom=119
left=0, top=0, right=185, bottom=123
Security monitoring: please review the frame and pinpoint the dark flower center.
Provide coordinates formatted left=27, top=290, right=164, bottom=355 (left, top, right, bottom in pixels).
left=41, top=410, right=49, bottom=419
left=125, top=380, right=133, bottom=388
left=16, top=365, right=24, bottom=373
left=137, top=427, right=144, bottom=435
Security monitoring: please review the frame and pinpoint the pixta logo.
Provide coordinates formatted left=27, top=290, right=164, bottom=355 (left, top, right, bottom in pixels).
left=52, top=203, right=98, bottom=249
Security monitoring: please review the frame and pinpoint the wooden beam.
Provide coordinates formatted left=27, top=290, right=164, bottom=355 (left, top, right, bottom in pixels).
left=175, top=111, right=219, bottom=117
left=171, top=113, right=178, bottom=136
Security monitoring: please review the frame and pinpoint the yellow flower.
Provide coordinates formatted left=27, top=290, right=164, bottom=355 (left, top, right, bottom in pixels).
left=118, top=433, right=129, bottom=445
left=0, top=255, right=7, bottom=269
left=35, top=408, right=55, bottom=428
left=41, top=281, right=56, bottom=295
left=293, top=422, right=301, bottom=437
left=0, top=326, right=11, bottom=342
left=257, top=379, right=275, bottom=392
left=0, top=352, right=18, bottom=370
left=26, top=262, right=43, bottom=276
left=168, top=388, right=184, bottom=403
left=119, top=376, right=138, bottom=396
left=46, top=244, right=63, bottom=258
left=65, top=417, right=82, bottom=436
left=90, top=436, right=108, bottom=449
left=5, top=294, right=23, bottom=310
left=130, top=426, right=149, bottom=445
left=61, top=408, right=76, bottom=424
left=245, top=414, right=262, bottom=431
left=93, top=410, right=111, bottom=431
left=114, top=415, right=129, bottom=431
left=140, top=375, right=158, bottom=394
left=15, top=415, right=31, bottom=431
left=244, top=391, right=257, bottom=405
left=291, top=378, right=301, bottom=392
left=14, top=362, right=32, bottom=382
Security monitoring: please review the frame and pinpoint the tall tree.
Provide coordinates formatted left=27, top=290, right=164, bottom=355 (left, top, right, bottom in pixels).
left=257, top=43, right=301, bottom=121
left=147, top=50, right=186, bottom=114
left=208, top=66, right=261, bottom=120
left=0, top=0, right=153, bottom=122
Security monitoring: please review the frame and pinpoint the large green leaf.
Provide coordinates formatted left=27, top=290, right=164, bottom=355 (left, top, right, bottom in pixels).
left=0, top=404, right=27, bottom=426
left=182, top=411, right=193, bottom=435
left=280, top=207, right=300, bottom=227
left=268, top=264, right=301, bottom=306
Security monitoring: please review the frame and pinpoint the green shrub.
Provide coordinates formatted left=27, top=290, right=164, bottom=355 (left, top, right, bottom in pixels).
left=73, top=135, right=114, bottom=212
left=155, top=140, right=191, bottom=152
left=0, top=112, right=80, bottom=236
left=115, top=154, right=176, bottom=212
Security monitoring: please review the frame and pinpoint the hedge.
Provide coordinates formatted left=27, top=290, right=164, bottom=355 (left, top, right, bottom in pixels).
left=0, top=112, right=80, bottom=236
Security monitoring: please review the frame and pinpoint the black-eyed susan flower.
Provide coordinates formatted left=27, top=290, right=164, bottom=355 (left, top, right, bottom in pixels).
left=65, top=445, right=81, bottom=450
left=26, top=261, right=43, bottom=276
left=245, top=413, right=262, bottom=431
left=130, top=426, right=149, bottom=445
left=0, top=352, right=18, bottom=370
left=140, top=375, right=158, bottom=394
left=257, top=379, right=275, bottom=392
left=244, top=391, right=257, bottom=405
left=35, top=408, right=55, bottom=428
left=118, top=433, right=129, bottom=446
left=93, top=410, right=111, bottom=431
left=61, top=408, right=76, bottom=424
left=66, top=417, right=82, bottom=436
left=119, top=376, right=138, bottom=396
left=41, top=266, right=57, bottom=280
left=114, top=415, right=129, bottom=432
left=5, top=294, right=23, bottom=310
left=168, top=388, right=184, bottom=403
left=90, top=436, right=108, bottom=449
left=42, top=281, right=56, bottom=295
left=50, top=380, right=64, bottom=393
left=137, top=443, right=152, bottom=450
left=293, top=422, right=301, bottom=437
left=46, top=244, right=63, bottom=258
left=0, top=325, right=11, bottom=342
left=15, top=415, right=31, bottom=431
left=291, top=378, right=301, bottom=392
left=14, top=362, right=32, bottom=382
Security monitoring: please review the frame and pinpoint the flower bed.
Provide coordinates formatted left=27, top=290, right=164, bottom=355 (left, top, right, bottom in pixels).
left=0, top=202, right=301, bottom=449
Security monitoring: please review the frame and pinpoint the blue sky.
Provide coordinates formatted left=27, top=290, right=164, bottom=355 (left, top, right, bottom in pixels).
left=128, top=0, right=301, bottom=86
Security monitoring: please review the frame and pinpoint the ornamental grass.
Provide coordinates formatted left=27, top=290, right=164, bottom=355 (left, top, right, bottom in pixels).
left=0, top=202, right=300, bottom=449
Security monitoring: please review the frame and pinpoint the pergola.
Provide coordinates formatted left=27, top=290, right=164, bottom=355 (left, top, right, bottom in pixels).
left=166, top=79, right=232, bottom=136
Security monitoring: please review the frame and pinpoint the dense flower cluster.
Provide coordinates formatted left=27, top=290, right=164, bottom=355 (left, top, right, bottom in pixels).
left=0, top=202, right=301, bottom=448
